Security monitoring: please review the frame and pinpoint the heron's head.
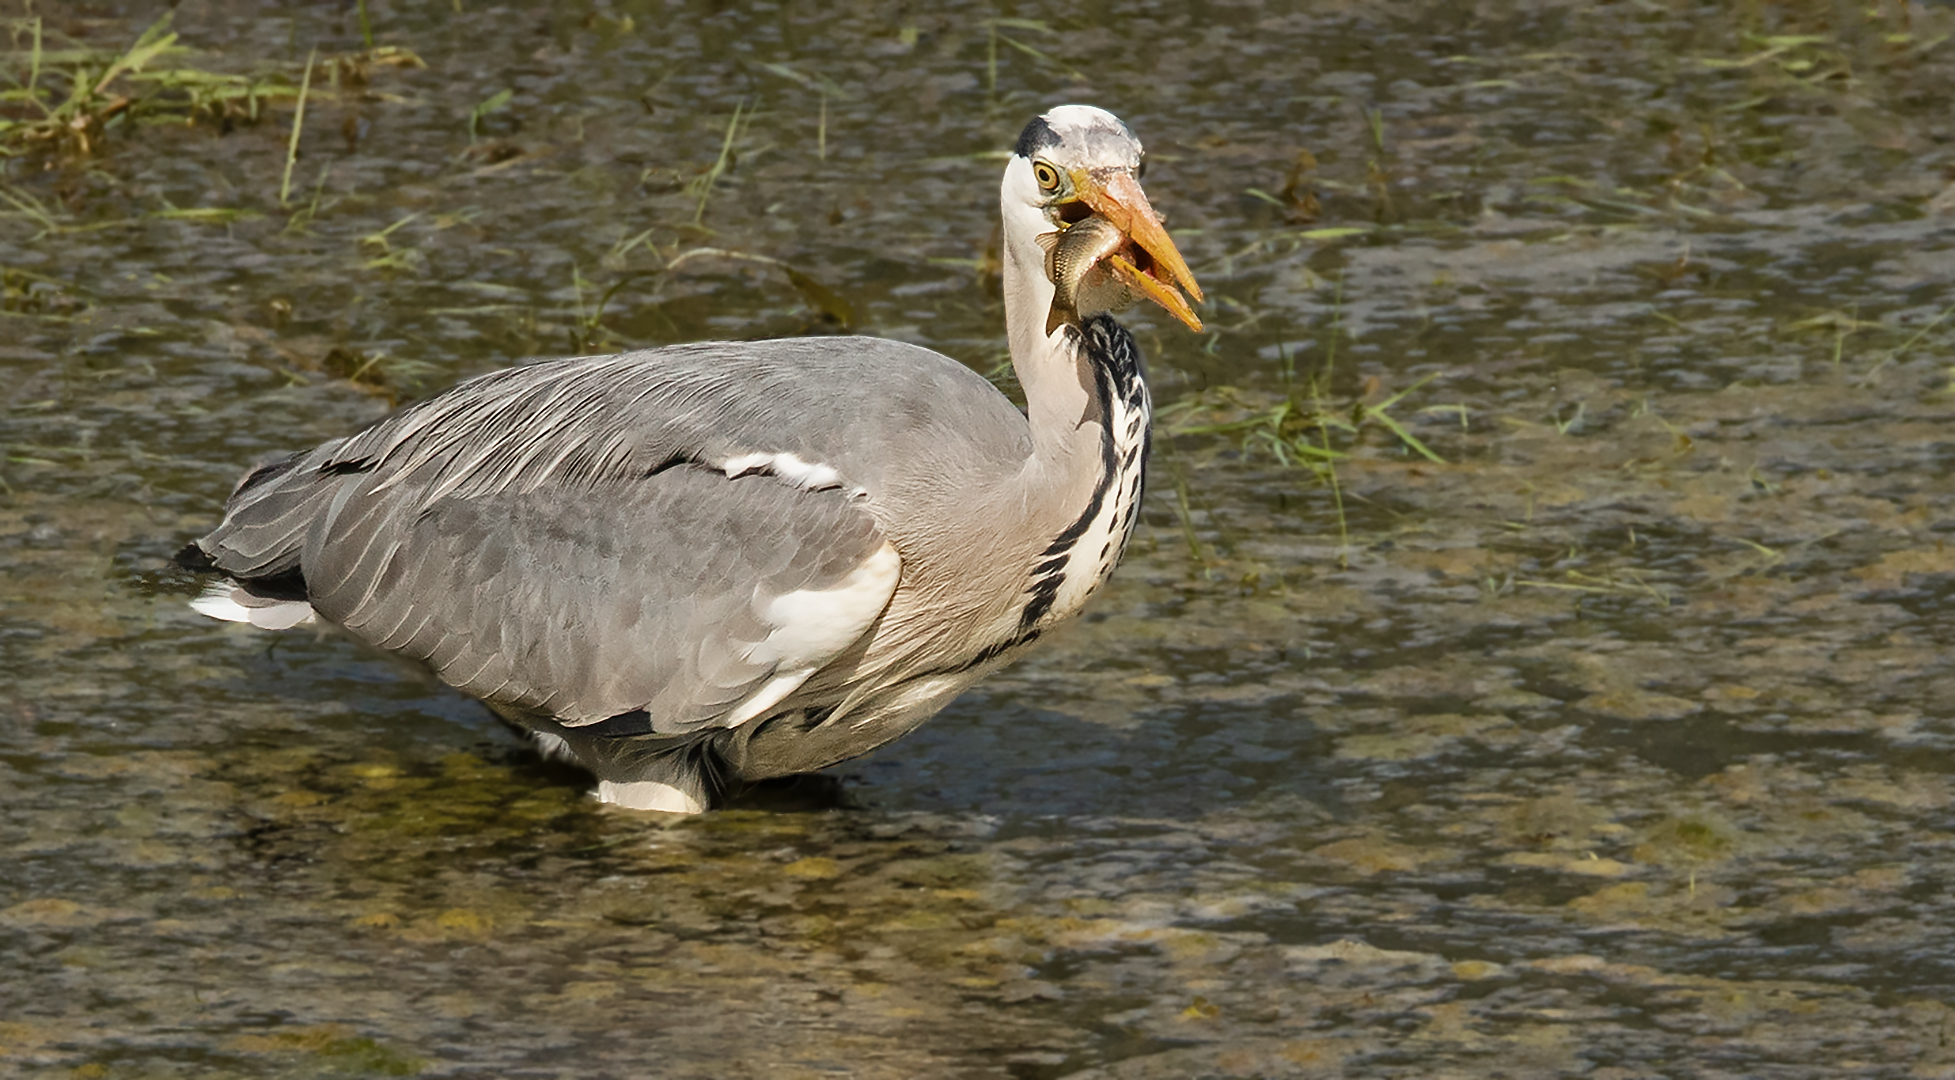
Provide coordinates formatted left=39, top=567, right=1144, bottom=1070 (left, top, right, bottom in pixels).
left=1003, top=105, right=1204, bottom=332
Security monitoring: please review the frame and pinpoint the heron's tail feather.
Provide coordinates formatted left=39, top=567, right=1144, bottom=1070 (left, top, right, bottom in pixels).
left=189, top=583, right=318, bottom=630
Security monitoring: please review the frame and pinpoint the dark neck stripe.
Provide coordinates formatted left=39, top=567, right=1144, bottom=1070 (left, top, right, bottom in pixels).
left=931, top=625, right=1045, bottom=677
left=1017, top=315, right=1146, bottom=631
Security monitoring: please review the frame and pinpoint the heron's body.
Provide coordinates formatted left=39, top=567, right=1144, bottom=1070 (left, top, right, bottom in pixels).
left=181, top=106, right=1200, bottom=812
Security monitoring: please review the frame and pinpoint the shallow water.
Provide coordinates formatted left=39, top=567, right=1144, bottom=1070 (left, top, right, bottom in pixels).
left=5, top=1, right=1955, bottom=1076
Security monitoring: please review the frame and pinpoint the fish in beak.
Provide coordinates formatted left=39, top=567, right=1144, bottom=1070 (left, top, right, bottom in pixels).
left=1037, top=215, right=1130, bottom=335
left=1069, top=167, right=1204, bottom=333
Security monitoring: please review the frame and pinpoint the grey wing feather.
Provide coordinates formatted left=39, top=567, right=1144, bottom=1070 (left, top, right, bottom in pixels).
left=315, top=466, right=888, bottom=731
left=196, top=337, right=1028, bottom=578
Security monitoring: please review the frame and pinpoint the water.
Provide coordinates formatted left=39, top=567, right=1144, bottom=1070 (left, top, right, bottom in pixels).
left=5, top=0, right=1955, bottom=1075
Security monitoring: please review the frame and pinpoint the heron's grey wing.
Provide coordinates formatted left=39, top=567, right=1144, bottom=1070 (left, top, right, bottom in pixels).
left=301, top=466, right=898, bottom=733
left=198, top=341, right=1031, bottom=579
left=188, top=340, right=1020, bottom=725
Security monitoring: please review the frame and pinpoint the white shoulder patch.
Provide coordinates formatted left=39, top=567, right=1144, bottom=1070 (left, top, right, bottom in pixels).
left=721, top=450, right=848, bottom=492
left=721, top=541, right=902, bottom=728
left=751, top=541, right=901, bottom=669
left=189, top=584, right=317, bottom=630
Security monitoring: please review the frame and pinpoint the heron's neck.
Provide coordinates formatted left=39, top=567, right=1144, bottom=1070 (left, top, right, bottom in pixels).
left=998, top=197, right=1151, bottom=630
left=1000, top=201, right=1097, bottom=472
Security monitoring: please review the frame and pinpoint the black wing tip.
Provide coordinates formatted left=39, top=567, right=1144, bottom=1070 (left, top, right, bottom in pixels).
left=174, top=545, right=312, bottom=602
left=173, top=542, right=218, bottom=573
left=232, top=454, right=303, bottom=496
left=582, top=709, right=657, bottom=739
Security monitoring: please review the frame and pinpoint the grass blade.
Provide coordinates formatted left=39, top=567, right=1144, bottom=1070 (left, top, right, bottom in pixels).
left=90, top=14, right=177, bottom=97
left=278, top=48, right=316, bottom=207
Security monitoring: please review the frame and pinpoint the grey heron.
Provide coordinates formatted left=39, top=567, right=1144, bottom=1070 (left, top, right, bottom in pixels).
left=178, top=104, right=1203, bottom=814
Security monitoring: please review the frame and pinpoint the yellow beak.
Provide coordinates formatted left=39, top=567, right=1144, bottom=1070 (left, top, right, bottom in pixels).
left=1072, top=167, right=1205, bottom=332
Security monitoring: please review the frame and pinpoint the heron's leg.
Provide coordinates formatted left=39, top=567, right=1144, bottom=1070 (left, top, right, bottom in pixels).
left=508, top=708, right=717, bottom=813
left=587, top=738, right=716, bottom=814
left=531, top=730, right=574, bottom=760
left=595, top=778, right=707, bottom=814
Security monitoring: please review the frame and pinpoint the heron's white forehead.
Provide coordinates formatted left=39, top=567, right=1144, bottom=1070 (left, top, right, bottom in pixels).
left=1014, top=105, right=1142, bottom=170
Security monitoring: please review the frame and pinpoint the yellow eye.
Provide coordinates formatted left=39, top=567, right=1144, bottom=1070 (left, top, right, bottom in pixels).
left=1032, top=162, right=1060, bottom=191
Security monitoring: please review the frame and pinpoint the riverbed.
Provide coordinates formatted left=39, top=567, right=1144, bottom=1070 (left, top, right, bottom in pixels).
left=4, top=1, right=1955, bottom=1076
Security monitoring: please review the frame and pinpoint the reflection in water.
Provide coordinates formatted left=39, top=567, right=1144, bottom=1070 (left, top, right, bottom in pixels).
left=4, top=0, right=1955, bottom=1075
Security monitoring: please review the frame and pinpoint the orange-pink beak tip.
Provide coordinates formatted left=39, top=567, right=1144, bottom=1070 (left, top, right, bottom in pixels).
left=1078, top=169, right=1205, bottom=334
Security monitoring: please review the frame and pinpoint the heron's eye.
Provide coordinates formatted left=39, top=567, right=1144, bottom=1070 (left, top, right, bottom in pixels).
left=1032, top=162, right=1060, bottom=192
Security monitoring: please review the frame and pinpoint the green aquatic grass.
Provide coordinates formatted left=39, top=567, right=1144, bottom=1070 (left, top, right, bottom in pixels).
left=983, top=18, right=1083, bottom=91
left=466, top=87, right=512, bottom=142
left=277, top=48, right=316, bottom=207
left=0, top=14, right=273, bottom=157
left=0, top=13, right=422, bottom=163
left=689, top=100, right=751, bottom=226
